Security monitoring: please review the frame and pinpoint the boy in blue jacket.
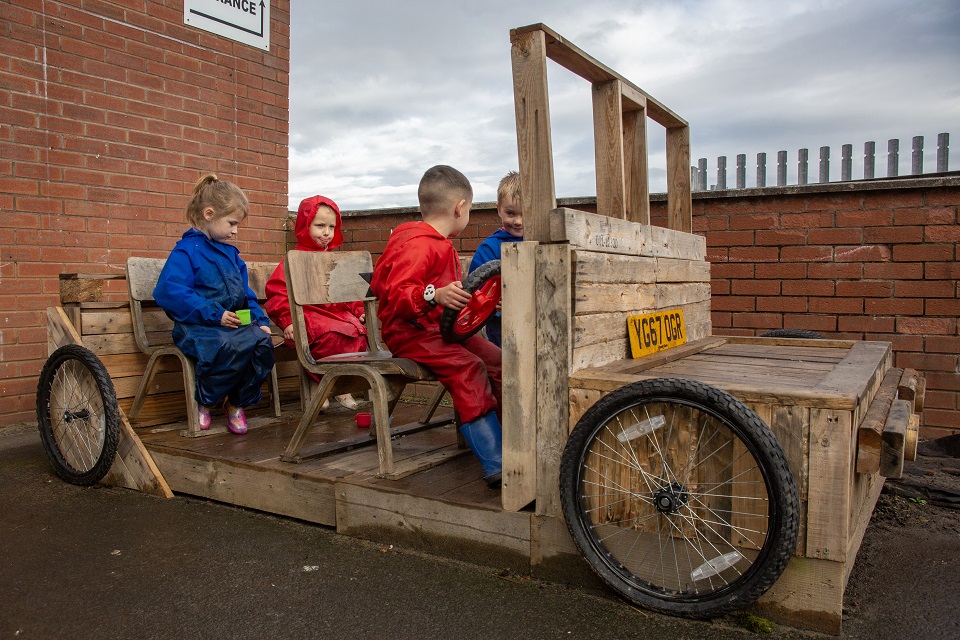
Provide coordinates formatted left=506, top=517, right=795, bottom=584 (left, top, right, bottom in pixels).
left=468, top=171, right=523, bottom=347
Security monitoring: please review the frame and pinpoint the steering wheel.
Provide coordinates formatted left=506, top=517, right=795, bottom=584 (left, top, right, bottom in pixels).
left=439, top=260, right=501, bottom=343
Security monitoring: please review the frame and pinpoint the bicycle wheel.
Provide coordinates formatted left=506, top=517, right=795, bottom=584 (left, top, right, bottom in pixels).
left=439, top=260, right=501, bottom=343
left=560, top=378, right=798, bottom=618
left=36, top=345, right=120, bottom=486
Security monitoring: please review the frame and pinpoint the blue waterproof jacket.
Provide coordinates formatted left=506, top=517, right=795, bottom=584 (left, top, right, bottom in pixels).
left=468, top=228, right=522, bottom=347
left=154, top=228, right=274, bottom=406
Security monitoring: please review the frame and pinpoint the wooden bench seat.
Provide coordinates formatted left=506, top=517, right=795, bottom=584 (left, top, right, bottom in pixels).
left=125, top=257, right=284, bottom=436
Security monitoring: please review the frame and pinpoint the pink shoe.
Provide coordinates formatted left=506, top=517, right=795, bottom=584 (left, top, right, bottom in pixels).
left=225, top=404, right=247, bottom=434
left=198, top=405, right=212, bottom=431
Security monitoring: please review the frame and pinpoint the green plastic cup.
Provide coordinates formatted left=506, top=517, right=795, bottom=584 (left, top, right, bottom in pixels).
left=236, top=309, right=251, bottom=325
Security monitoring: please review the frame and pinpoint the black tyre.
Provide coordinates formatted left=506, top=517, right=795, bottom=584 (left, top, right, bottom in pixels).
left=36, top=345, right=120, bottom=486
left=560, top=378, right=799, bottom=618
left=759, top=328, right=825, bottom=340
left=440, top=260, right=501, bottom=343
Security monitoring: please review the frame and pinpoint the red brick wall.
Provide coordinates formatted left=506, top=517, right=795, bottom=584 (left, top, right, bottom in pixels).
left=0, top=0, right=290, bottom=426
left=327, top=180, right=960, bottom=438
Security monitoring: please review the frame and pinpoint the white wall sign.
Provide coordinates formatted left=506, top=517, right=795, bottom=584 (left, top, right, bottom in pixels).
left=184, top=0, right=271, bottom=51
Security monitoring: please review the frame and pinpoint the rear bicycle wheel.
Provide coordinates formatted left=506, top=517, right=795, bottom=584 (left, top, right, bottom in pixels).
left=560, top=378, right=798, bottom=618
left=36, top=345, right=120, bottom=486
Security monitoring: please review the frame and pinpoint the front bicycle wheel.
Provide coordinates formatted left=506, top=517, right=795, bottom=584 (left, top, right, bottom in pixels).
left=560, top=378, right=798, bottom=618
left=36, top=345, right=120, bottom=486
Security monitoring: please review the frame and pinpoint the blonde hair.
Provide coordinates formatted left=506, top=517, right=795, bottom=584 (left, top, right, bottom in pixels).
left=418, top=165, right=473, bottom=216
left=497, top=170, right=521, bottom=206
left=185, top=174, right=249, bottom=227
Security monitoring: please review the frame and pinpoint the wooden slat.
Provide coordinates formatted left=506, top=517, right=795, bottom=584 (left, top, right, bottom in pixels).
left=879, top=399, right=910, bottom=478
left=511, top=27, right=557, bottom=243
left=622, top=100, right=650, bottom=225
left=550, top=208, right=706, bottom=260
left=510, top=23, right=686, bottom=128
left=592, top=78, right=626, bottom=220
left=665, top=125, right=693, bottom=233
left=47, top=306, right=84, bottom=354
left=126, top=257, right=165, bottom=301
left=815, top=341, right=891, bottom=400
left=855, top=368, right=901, bottom=474
left=806, top=408, right=851, bottom=562
left=535, top=244, right=570, bottom=518
left=501, top=241, right=539, bottom=511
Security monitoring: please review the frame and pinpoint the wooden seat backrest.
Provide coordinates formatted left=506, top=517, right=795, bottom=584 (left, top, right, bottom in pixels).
left=126, top=257, right=282, bottom=354
left=285, top=250, right=383, bottom=358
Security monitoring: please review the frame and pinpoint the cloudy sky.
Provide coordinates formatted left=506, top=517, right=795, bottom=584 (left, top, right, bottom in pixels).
left=288, top=0, right=959, bottom=211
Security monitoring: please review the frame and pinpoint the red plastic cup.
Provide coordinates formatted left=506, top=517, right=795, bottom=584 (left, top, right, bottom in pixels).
left=354, top=412, right=371, bottom=428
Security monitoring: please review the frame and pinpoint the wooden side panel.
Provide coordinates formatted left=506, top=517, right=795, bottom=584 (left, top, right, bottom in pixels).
left=511, top=28, right=557, bottom=243
left=501, top=242, right=539, bottom=511
left=535, top=244, right=571, bottom=518
left=151, top=449, right=337, bottom=525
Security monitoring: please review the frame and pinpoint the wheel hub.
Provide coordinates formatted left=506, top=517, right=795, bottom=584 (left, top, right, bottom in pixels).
left=653, top=482, right=689, bottom=514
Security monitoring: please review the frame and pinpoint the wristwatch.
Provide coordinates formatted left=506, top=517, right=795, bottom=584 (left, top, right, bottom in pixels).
left=423, top=284, right=437, bottom=306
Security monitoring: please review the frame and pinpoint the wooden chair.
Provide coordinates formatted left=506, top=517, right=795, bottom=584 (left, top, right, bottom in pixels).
left=125, top=257, right=282, bottom=436
left=279, top=250, right=440, bottom=476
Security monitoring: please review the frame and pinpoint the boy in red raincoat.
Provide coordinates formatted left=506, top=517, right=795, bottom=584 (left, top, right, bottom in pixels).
left=371, top=165, right=503, bottom=487
left=265, top=195, right=366, bottom=408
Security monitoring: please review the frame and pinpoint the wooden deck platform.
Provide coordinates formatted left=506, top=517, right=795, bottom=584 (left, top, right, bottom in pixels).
left=136, top=401, right=536, bottom=571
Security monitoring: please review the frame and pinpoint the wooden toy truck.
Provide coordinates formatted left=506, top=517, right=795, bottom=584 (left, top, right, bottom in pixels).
left=38, top=25, right=921, bottom=634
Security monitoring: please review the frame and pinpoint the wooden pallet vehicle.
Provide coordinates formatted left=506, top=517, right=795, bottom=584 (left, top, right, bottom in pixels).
left=37, top=24, right=922, bottom=634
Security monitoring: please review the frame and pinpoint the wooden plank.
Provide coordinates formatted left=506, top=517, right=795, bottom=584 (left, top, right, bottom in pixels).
left=815, top=341, right=891, bottom=400
left=535, top=244, right=570, bottom=517
left=574, top=336, right=727, bottom=377
left=550, top=207, right=645, bottom=255
left=905, top=413, right=920, bottom=461
left=855, top=368, right=901, bottom=474
left=47, top=306, right=84, bottom=353
left=622, top=101, right=650, bottom=225
left=572, top=251, right=657, bottom=284
left=573, top=281, right=656, bottom=315
left=724, top=335, right=856, bottom=350
left=550, top=207, right=705, bottom=259
left=592, top=78, right=626, bottom=219
left=665, top=125, right=693, bottom=233
left=510, top=23, right=687, bottom=128
left=336, top=482, right=531, bottom=571
left=879, top=399, right=910, bottom=478
left=644, top=224, right=705, bottom=260
left=897, top=368, right=920, bottom=412
left=656, top=257, right=710, bottom=282
left=754, top=555, right=845, bottom=634
left=102, top=412, right=173, bottom=498
left=511, top=27, right=557, bottom=243
left=60, top=277, right=103, bottom=304
left=806, top=408, right=851, bottom=562
left=501, top=241, right=539, bottom=511
left=766, top=404, right=809, bottom=556
left=149, top=447, right=338, bottom=526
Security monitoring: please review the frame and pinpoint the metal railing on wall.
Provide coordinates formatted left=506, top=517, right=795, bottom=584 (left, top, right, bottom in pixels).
left=691, top=132, right=951, bottom=191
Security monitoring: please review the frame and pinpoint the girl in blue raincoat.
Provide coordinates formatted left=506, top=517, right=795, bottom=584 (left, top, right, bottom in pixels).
left=154, top=174, right=275, bottom=434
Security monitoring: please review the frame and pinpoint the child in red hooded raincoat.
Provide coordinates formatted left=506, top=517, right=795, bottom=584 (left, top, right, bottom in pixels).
left=265, top=195, right=367, bottom=407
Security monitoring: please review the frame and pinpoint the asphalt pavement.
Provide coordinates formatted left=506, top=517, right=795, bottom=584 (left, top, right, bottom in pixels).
left=2, top=422, right=957, bottom=639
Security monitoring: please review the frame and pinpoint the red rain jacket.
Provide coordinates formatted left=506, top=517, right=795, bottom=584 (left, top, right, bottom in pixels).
left=265, top=195, right=367, bottom=358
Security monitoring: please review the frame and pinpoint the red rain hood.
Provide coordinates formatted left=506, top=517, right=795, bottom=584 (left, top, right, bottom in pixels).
left=294, top=195, right=344, bottom=251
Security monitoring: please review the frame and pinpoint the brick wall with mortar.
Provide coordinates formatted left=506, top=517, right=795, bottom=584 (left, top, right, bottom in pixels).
left=0, top=0, right=291, bottom=426
left=297, top=178, right=960, bottom=438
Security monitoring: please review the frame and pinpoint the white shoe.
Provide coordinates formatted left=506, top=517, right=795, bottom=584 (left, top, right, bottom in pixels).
left=334, top=394, right=359, bottom=410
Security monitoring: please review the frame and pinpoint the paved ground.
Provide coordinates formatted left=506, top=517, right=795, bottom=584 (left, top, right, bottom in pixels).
left=2, top=422, right=958, bottom=639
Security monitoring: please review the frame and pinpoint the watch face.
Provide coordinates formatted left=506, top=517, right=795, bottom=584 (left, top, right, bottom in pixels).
left=424, top=284, right=436, bottom=302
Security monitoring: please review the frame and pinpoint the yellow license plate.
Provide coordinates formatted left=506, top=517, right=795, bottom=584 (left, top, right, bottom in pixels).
left=627, top=309, right=687, bottom=359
